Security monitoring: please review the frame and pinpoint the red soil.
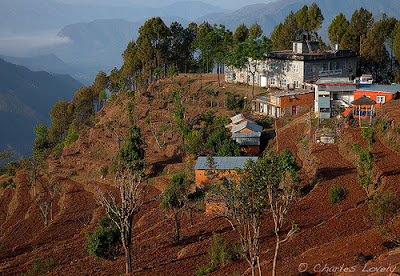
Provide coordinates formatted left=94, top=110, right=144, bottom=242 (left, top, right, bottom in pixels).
left=1, top=75, right=400, bottom=275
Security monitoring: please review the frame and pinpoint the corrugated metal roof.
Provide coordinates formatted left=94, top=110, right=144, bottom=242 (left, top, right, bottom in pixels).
left=230, top=113, right=255, bottom=124
left=232, top=132, right=261, bottom=138
left=194, top=156, right=259, bottom=170
left=357, top=84, right=400, bottom=94
left=318, top=85, right=357, bottom=92
left=231, top=121, right=263, bottom=133
left=270, top=89, right=313, bottom=97
left=233, top=138, right=260, bottom=146
left=316, top=77, right=352, bottom=84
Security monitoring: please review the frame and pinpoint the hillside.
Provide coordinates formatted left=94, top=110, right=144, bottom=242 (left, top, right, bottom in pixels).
left=0, top=58, right=82, bottom=158
left=1, top=74, right=400, bottom=275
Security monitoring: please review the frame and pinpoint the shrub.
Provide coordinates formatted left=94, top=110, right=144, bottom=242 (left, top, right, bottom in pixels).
left=329, top=185, right=349, bottom=204
left=365, top=189, right=400, bottom=245
left=1, top=178, right=15, bottom=189
left=21, top=257, right=55, bottom=276
left=85, top=217, right=121, bottom=259
left=6, top=167, right=15, bottom=177
left=196, top=233, right=240, bottom=275
left=225, top=92, right=246, bottom=111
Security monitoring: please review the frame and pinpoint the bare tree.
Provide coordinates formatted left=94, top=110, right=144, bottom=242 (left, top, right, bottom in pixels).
left=25, top=154, right=45, bottom=197
left=214, top=150, right=300, bottom=276
left=36, top=177, right=58, bottom=226
left=98, top=125, right=151, bottom=274
left=98, top=167, right=148, bottom=274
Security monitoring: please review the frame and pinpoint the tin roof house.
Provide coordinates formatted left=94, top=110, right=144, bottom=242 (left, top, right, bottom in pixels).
left=226, top=114, right=263, bottom=155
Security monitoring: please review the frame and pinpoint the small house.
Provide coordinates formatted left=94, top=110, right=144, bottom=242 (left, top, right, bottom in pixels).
left=194, top=156, right=258, bottom=213
left=194, top=156, right=258, bottom=186
left=314, top=77, right=358, bottom=118
left=253, top=89, right=314, bottom=118
left=354, top=84, right=400, bottom=108
left=225, top=113, right=256, bottom=131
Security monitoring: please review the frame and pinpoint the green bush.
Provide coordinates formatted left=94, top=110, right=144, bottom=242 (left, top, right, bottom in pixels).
left=1, top=179, right=15, bottom=189
left=225, top=92, right=246, bottom=111
left=21, top=257, right=55, bottom=276
left=366, top=189, right=400, bottom=245
left=329, top=185, right=349, bottom=204
left=196, top=233, right=240, bottom=275
left=85, top=217, right=121, bottom=260
left=6, top=167, right=15, bottom=177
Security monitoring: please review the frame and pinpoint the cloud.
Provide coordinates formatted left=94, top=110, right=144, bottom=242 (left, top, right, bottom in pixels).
left=0, top=31, right=72, bottom=55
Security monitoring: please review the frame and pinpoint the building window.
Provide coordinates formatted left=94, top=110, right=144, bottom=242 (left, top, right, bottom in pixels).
left=376, top=96, right=385, bottom=103
left=232, top=73, right=236, bottom=80
left=282, top=63, right=287, bottom=72
left=248, top=75, right=251, bottom=83
left=227, top=73, right=232, bottom=81
left=306, top=65, right=312, bottom=73
left=281, top=79, right=287, bottom=87
left=270, top=77, right=276, bottom=85
left=262, top=62, right=265, bottom=70
left=270, top=63, right=276, bottom=70
left=254, top=75, right=257, bottom=83
left=323, top=63, right=328, bottom=71
left=348, top=62, right=353, bottom=69
left=342, top=62, right=346, bottom=69
left=293, top=64, right=299, bottom=73
left=293, top=80, right=299, bottom=88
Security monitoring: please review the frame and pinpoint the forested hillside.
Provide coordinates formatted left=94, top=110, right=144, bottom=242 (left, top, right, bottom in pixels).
left=0, top=58, right=82, bottom=158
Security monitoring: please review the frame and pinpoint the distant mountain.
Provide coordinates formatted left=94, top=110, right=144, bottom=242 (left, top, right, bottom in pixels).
left=0, top=58, right=82, bottom=158
left=0, top=0, right=225, bottom=33
left=197, top=0, right=400, bottom=39
left=0, top=54, right=71, bottom=74
left=48, top=17, right=190, bottom=84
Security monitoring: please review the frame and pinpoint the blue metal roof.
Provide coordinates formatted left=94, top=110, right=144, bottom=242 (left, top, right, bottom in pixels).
left=357, top=84, right=400, bottom=94
left=194, top=156, right=258, bottom=170
left=231, top=121, right=263, bottom=133
left=232, top=132, right=261, bottom=138
left=230, top=113, right=255, bottom=124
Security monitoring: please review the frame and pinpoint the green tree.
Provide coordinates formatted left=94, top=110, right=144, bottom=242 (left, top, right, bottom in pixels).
left=205, top=129, right=240, bottom=157
left=33, top=124, right=50, bottom=154
left=99, top=124, right=149, bottom=274
left=307, top=2, right=324, bottom=37
left=49, top=100, right=73, bottom=142
left=248, top=22, right=262, bottom=39
left=227, top=36, right=272, bottom=98
left=215, top=150, right=300, bottom=276
left=295, top=5, right=310, bottom=35
left=271, top=10, right=298, bottom=50
left=328, top=13, right=349, bottom=46
left=160, top=172, right=191, bottom=241
left=233, top=24, right=249, bottom=43
left=360, top=23, right=389, bottom=82
left=341, top=8, right=373, bottom=54
left=393, top=21, right=400, bottom=69
left=121, top=41, right=141, bottom=90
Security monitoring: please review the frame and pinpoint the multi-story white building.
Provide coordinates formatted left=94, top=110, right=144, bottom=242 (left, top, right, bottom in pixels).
left=225, top=40, right=357, bottom=89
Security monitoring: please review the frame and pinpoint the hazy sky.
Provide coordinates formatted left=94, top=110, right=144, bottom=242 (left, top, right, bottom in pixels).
left=54, top=0, right=275, bottom=10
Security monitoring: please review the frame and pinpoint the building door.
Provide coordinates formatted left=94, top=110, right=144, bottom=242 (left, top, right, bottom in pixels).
left=292, top=105, right=297, bottom=115
left=260, top=76, right=267, bottom=87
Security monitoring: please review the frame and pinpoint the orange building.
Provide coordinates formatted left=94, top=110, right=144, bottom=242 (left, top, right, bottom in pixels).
left=354, top=84, right=400, bottom=108
left=194, top=156, right=258, bottom=214
left=194, top=156, right=258, bottom=186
